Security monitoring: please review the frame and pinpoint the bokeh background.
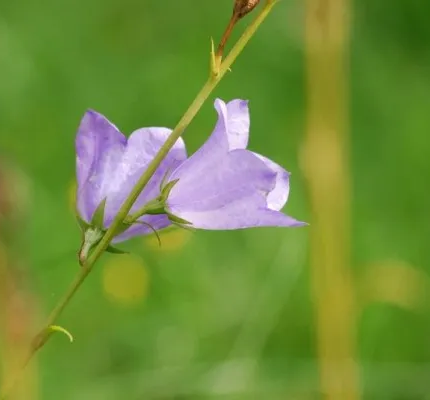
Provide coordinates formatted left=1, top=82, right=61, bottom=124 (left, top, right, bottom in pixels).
left=1, top=0, right=430, bottom=399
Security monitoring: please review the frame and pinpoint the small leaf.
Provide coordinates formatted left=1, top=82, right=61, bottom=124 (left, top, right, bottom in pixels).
left=142, top=199, right=165, bottom=215
left=168, top=213, right=192, bottom=226
left=106, top=245, right=128, bottom=255
left=76, top=215, right=90, bottom=231
left=159, top=167, right=173, bottom=193
left=210, top=37, right=220, bottom=77
left=160, top=179, right=179, bottom=200
left=91, top=198, right=107, bottom=229
left=49, top=325, right=74, bottom=343
left=171, top=221, right=196, bottom=232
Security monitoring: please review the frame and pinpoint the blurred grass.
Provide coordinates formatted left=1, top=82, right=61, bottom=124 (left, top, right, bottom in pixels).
left=303, top=0, right=358, bottom=398
left=0, top=0, right=429, bottom=399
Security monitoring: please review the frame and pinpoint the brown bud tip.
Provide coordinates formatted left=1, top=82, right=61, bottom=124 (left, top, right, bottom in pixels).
left=234, top=0, right=261, bottom=19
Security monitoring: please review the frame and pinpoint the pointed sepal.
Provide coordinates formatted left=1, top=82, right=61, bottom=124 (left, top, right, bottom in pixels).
left=170, top=221, right=196, bottom=232
left=210, top=37, right=220, bottom=78
left=76, top=214, right=90, bottom=232
left=160, top=179, right=179, bottom=201
left=49, top=325, right=74, bottom=343
left=91, top=198, right=107, bottom=229
left=167, top=212, right=192, bottom=226
left=159, top=167, right=173, bottom=193
left=106, top=245, right=128, bottom=255
left=31, top=324, right=73, bottom=353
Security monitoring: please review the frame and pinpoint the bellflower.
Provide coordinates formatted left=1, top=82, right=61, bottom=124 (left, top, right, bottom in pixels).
left=165, top=99, right=306, bottom=230
left=75, top=99, right=305, bottom=249
left=75, top=110, right=187, bottom=243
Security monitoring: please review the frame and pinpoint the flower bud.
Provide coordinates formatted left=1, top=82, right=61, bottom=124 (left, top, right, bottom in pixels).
left=233, top=0, right=261, bottom=19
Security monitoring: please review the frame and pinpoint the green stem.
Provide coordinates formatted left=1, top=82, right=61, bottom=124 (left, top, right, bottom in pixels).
left=0, top=2, right=278, bottom=398
left=49, top=0, right=278, bottom=325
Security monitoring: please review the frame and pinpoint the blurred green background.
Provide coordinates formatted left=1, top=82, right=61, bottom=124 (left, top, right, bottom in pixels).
left=1, top=0, right=430, bottom=399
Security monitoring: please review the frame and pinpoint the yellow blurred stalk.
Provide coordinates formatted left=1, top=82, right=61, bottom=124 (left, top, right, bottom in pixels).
left=0, top=251, right=39, bottom=400
left=303, top=0, right=360, bottom=398
left=0, top=162, right=38, bottom=400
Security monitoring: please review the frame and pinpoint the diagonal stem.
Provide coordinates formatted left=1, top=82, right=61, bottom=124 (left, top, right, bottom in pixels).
left=0, top=1, right=279, bottom=398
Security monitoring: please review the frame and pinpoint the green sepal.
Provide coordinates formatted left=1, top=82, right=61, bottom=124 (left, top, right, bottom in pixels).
left=76, top=214, right=90, bottom=231
left=170, top=221, right=196, bottom=232
left=91, top=198, right=107, bottom=229
left=31, top=324, right=73, bottom=353
left=49, top=325, right=74, bottom=343
left=160, top=179, right=179, bottom=201
left=144, top=204, right=165, bottom=215
left=210, top=37, right=220, bottom=78
left=158, top=167, right=173, bottom=193
left=167, top=212, right=192, bottom=226
left=106, top=245, right=128, bottom=255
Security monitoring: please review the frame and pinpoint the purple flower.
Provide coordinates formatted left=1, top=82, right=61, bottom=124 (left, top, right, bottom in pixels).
left=75, top=99, right=305, bottom=247
left=75, top=110, right=187, bottom=243
left=165, top=99, right=305, bottom=230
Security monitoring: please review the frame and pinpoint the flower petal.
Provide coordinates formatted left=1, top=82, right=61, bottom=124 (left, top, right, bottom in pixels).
left=103, top=127, right=187, bottom=225
left=169, top=192, right=305, bottom=230
left=252, top=153, right=290, bottom=211
left=169, top=99, right=250, bottom=183
left=162, top=99, right=305, bottom=232
left=76, top=110, right=126, bottom=222
left=168, top=149, right=276, bottom=212
left=75, top=110, right=187, bottom=226
left=218, top=98, right=250, bottom=150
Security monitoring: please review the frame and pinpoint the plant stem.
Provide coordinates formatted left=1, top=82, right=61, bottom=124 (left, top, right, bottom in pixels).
left=0, top=1, right=278, bottom=398
left=47, top=0, right=278, bottom=327
left=303, top=0, right=359, bottom=398
left=216, top=13, right=239, bottom=61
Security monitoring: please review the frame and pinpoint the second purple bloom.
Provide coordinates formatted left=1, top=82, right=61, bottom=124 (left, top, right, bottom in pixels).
left=165, top=99, right=305, bottom=230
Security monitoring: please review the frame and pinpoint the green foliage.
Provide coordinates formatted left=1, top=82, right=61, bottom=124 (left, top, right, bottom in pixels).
left=0, top=0, right=429, bottom=398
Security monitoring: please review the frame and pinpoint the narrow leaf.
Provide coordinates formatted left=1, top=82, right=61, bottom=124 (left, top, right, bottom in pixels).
left=159, top=167, right=173, bottom=193
left=91, top=198, right=107, bottom=229
left=160, top=179, right=179, bottom=200
left=48, top=325, right=74, bottom=343
left=171, top=221, right=196, bottom=232
left=168, top=213, right=192, bottom=226
left=76, top=215, right=90, bottom=231
left=106, top=245, right=128, bottom=255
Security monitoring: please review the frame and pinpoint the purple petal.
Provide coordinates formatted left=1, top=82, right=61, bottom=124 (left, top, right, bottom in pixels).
left=75, top=111, right=187, bottom=227
left=168, top=149, right=276, bottom=212
left=103, top=127, right=186, bottom=226
left=217, top=98, right=250, bottom=150
left=169, top=99, right=250, bottom=182
left=76, top=110, right=126, bottom=222
left=252, top=153, right=290, bottom=211
left=163, top=99, right=305, bottom=231
left=169, top=192, right=305, bottom=230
